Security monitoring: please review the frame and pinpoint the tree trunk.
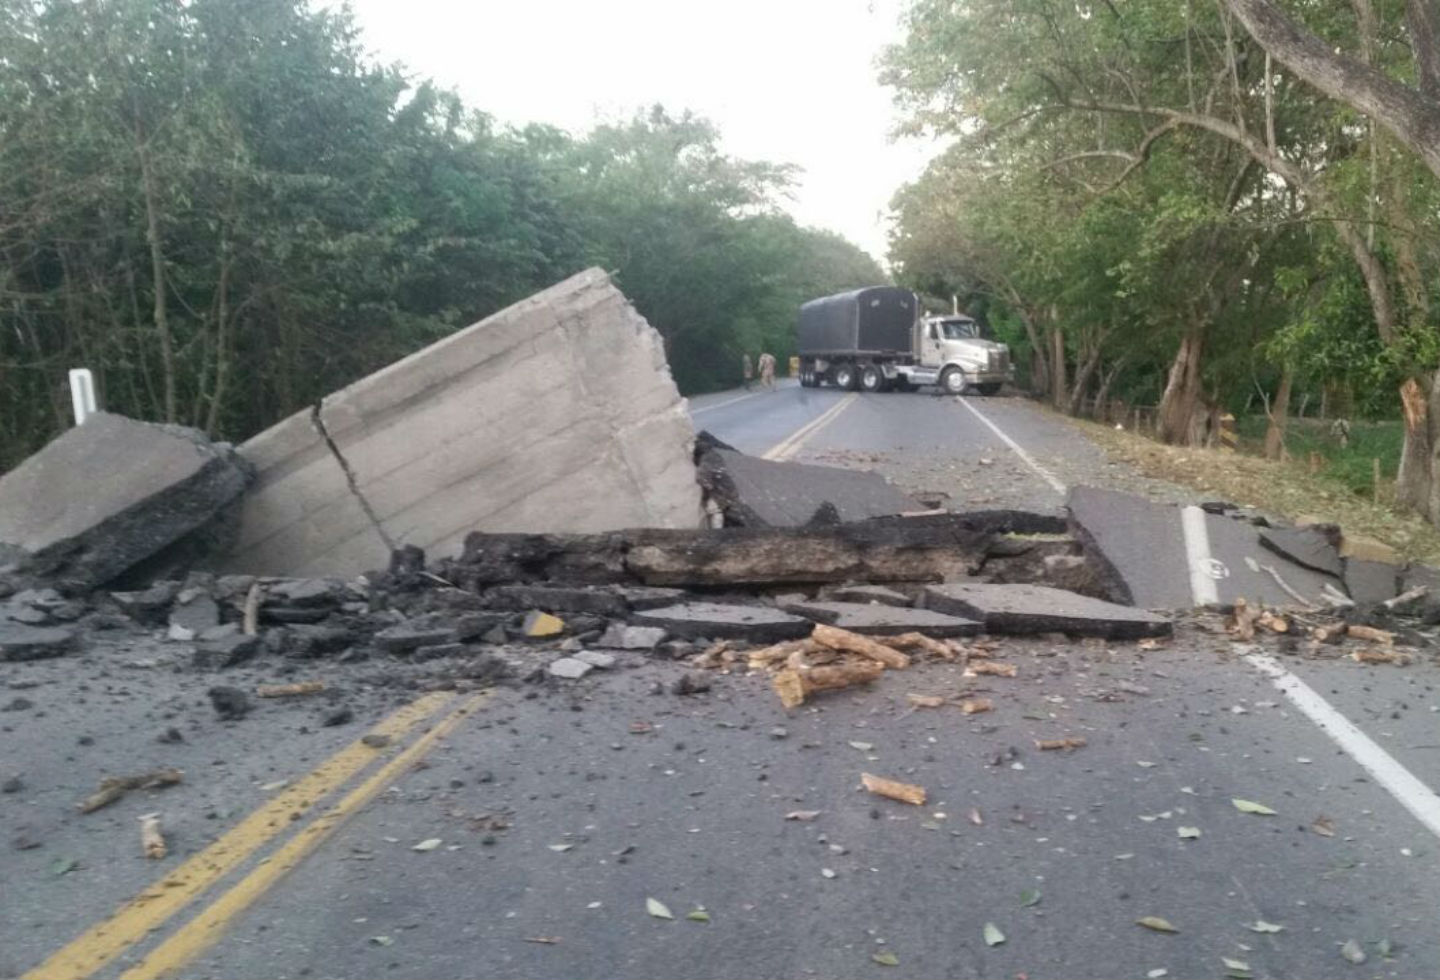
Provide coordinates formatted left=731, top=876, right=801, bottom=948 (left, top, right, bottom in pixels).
left=1067, top=343, right=1103, bottom=416
left=1396, top=373, right=1440, bottom=523
left=1049, top=318, right=1068, bottom=410
left=1263, top=367, right=1293, bottom=460
left=134, top=119, right=176, bottom=423
left=1157, top=329, right=1206, bottom=445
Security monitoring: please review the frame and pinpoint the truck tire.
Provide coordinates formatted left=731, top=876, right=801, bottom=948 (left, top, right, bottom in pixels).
left=859, top=364, right=884, bottom=392
left=940, top=366, right=968, bottom=395
left=976, top=382, right=1002, bottom=396
left=832, top=363, right=858, bottom=391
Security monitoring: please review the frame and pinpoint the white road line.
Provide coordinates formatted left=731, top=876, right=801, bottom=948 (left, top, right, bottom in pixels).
left=690, top=390, right=769, bottom=415
left=953, top=397, right=1068, bottom=495
left=1246, top=652, right=1440, bottom=841
left=763, top=394, right=857, bottom=461
left=1180, top=505, right=1221, bottom=606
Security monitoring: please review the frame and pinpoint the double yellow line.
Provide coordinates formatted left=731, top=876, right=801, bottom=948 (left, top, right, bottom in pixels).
left=26, top=690, right=486, bottom=980
left=762, top=393, right=857, bottom=461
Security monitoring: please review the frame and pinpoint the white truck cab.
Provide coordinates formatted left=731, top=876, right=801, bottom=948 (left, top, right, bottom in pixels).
left=906, top=315, right=1013, bottom=395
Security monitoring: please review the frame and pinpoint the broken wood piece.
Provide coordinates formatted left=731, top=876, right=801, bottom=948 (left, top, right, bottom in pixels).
left=970, top=660, right=1017, bottom=678
left=1311, top=624, right=1345, bottom=643
left=811, top=623, right=909, bottom=670
left=960, top=698, right=993, bottom=714
left=691, top=639, right=735, bottom=669
left=887, top=632, right=956, bottom=660
left=861, top=772, right=926, bottom=806
left=1382, top=585, right=1428, bottom=611
left=1257, top=611, right=1290, bottom=634
left=256, top=681, right=325, bottom=698
left=78, top=768, right=183, bottom=813
left=906, top=693, right=945, bottom=708
left=1035, top=737, right=1087, bottom=751
left=242, top=582, right=262, bottom=636
left=746, top=639, right=809, bottom=669
left=772, top=661, right=885, bottom=708
left=1352, top=648, right=1408, bottom=665
left=139, top=812, right=166, bottom=859
left=1345, top=624, right=1394, bottom=645
left=1227, top=597, right=1259, bottom=641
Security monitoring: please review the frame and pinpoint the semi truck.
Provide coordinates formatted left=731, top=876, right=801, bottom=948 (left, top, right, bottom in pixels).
left=794, top=286, right=1012, bottom=395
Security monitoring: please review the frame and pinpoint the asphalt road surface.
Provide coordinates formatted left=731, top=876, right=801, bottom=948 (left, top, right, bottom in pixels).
left=5, top=383, right=1439, bottom=980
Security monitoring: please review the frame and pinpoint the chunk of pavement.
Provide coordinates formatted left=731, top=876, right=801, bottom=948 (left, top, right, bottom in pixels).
left=283, top=624, right=355, bottom=658
left=207, top=685, right=251, bottom=720
left=374, top=623, right=458, bottom=654
left=574, top=650, right=617, bottom=669
left=523, top=610, right=565, bottom=638
left=0, top=623, right=78, bottom=661
left=219, top=269, right=705, bottom=579
left=695, top=438, right=922, bottom=526
left=321, top=706, right=354, bottom=727
left=923, top=583, right=1172, bottom=639
left=630, top=602, right=811, bottom=642
left=413, top=642, right=465, bottom=662
left=547, top=657, right=594, bottom=680
left=1258, top=526, right=1344, bottom=579
left=1339, top=533, right=1400, bottom=563
left=169, top=594, right=220, bottom=635
left=266, top=578, right=343, bottom=608
left=0, top=603, right=48, bottom=625
left=827, top=584, right=912, bottom=607
left=1345, top=559, right=1401, bottom=604
left=193, top=632, right=261, bottom=669
left=780, top=600, right=981, bottom=637
left=595, top=623, right=667, bottom=650
left=0, top=412, right=250, bottom=592
left=488, top=584, right=626, bottom=616
left=670, top=671, right=712, bottom=695
left=110, top=581, right=182, bottom=624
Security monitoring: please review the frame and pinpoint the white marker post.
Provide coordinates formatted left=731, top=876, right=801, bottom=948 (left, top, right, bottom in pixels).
left=68, top=368, right=97, bottom=426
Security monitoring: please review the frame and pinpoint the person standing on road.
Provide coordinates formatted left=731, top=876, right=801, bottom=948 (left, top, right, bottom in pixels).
left=757, top=351, right=776, bottom=389
left=742, top=352, right=754, bottom=390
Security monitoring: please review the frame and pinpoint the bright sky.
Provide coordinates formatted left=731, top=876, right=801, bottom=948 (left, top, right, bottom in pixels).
left=337, top=0, right=943, bottom=263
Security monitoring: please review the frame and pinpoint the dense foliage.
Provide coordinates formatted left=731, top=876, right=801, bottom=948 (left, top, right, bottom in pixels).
left=0, top=0, right=884, bottom=470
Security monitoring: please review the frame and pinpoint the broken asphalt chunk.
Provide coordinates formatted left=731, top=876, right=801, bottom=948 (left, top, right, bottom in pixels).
left=547, top=658, right=594, bottom=680
left=922, top=583, right=1171, bottom=639
left=595, top=623, right=667, bottom=650
left=780, top=600, right=980, bottom=637
left=0, top=623, right=77, bottom=661
left=631, top=602, right=810, bottom=642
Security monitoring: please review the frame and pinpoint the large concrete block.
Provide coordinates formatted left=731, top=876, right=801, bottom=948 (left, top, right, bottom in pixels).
left=0, top=413, right=250, bottom=591
left=222, top=269, right=705, bottom=577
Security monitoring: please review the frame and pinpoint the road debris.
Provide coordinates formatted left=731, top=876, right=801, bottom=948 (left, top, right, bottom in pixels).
left=139, top=812, right=166, bottom=859
left=971, top=661, right=1017, bottom=678
left=1136, top=916, right=1179, bottom=933
left=1352, top=648, right=1409, bottom=665
left=785, top=810, right=822, bottom=821
left=78, top=767, right=183, bottom=813
left=861, top=772, right=926, bottom=806
left=207, top=686, right=251, bottom=720
left=872, top=951, right=900, bottom=966
left=1340, top=939, right=1366, bottom=964
left=772, top=661, right=884, bottom=709
left=256, top=681, right=325, bottom=698
left=983, top=922, right=1006, bottom=946
left=811, top=624, right=909, bottom=669
left=1035, top=737, right=1086, bottom=751
left=960, top=698, right=994, bottom=714
left=1345, top=623, right=1394, bottom=645
left=906, top=693, right=945, bottom=708
left=645, top=897, right=674, bottom=920
left=1231, top=798, right=1277, bottom=815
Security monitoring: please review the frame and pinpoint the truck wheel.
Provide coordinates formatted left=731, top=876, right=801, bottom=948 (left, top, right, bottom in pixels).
left=976, top=382, right=1002, bottom=396
left=832, top=363, right=858, bottom=390
left=859, top=365, right=884, bottom=392
left=940, top=366, right=968, bottom=395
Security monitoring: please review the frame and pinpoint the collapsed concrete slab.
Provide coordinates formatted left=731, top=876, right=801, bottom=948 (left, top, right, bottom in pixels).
left=1344, top=559, right=1401, bottom=604
left=779, top=600, right=981, bottom=637
left=1068, top=486, right=1343, bottom=609
left=696, top=435, right=921, bottom=526
left=922, top=583, right=1172, bottom=638
left=630, top=602, right=812, bottom=642
left=1258, top=526, right=1344, bottom=579
left=221, top=269, right=705, bottom=578
left=0, top=413, right=251, bottom=592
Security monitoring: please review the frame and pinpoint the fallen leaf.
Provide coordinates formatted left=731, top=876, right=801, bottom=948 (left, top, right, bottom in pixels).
left=1177, top=826, right=1201, bottom=839
left=546, top=844, right=573, bottom=852
left=646, top=897, right=673, bottom=920
left=1020, top=888, right=1042, bottom=908
left=1231, top=798, right=1277, bottom=816
left=821, top=868, right=837, bottom=879
left=983, top=922, right=1006, bottom=946
left=785, top=810, right=822, bottom=821
left=1147, top=971, right=1168, bottom=979
left=872, top=951, right=900, bottom=967
left=1377, top=938, right=1394, bottom=959
left=967, top=807, right=983, bottom=826
left=370, top=936, right=394, bottom=947
left=849, top=741, right=874, bottom=751
left=523, top=936, right=560, bottom=944
left=1223, top=957, right=1250, bottom=971
left=1311, top=815, right=1336, bottom=837
left=412, top=838, right=442, bottom=852
left=686, top=909, right=711, bottom=923
left=1137, top=916, right=1179, bottom=933
left=50, top=857, right=78, bottom=876
left=1340, top=939, right=1366, bottom=964
left=1247, top=920, right=1284, bottom=933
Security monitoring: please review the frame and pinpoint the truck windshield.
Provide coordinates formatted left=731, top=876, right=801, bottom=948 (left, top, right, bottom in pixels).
left=937, top=319, right=979, bottom=340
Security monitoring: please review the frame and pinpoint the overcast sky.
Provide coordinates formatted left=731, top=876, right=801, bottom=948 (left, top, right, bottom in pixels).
left=337, top=0, right=943, bottom=263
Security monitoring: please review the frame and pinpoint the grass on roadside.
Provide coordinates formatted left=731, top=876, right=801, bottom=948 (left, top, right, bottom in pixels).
left=1232, top=416, right=1404, bottom=496
left=1068, top=415, right=1440, bottom=566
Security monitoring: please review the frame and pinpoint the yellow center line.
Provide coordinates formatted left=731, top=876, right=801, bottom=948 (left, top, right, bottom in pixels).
left=22, top=691, right=457, bottom=980
left=762, top=392, right=857, bottom=461
left=118, top=692, right=489, bottom=980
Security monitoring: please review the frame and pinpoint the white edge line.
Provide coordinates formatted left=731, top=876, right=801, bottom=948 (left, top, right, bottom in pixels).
left=763, top=393, right=857, bottom=461
left=690, top=390, right=767, bottom=415
left=953, top=397, right=1068, bottom=495
left=1246, top=651, right=1440, bottom=841
left=1180, top=505, right=1221, bottom=607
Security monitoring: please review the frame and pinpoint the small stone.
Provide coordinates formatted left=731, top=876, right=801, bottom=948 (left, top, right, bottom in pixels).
left=157, top=727, right=184, bottom=744
left=362, top=733, right=392, bottom=749
left=770, top=726, right=789, bottom=740
left=2, top=775, right=22, bottom=793
left=208, top=685, right=251, bottom=720
left=595, top=624, right=667, bottom=650
left=670, top=672, right=712, bottom=696
left=193, top=632, right=261, bottom=669
left=0, top=623, right=77, bottom=661
left=547, top=657, right=593, bottom=680
left=2, top=696, right=34, bottom=712
left=322, top=706, right=355, bottom=727
left=574, top=650, right=617, bottom=669
left=169, top=594, right=220, bottom=635
left=412, top=642, right=464, bottom=662
left=523, top=610, right=565, bottom=638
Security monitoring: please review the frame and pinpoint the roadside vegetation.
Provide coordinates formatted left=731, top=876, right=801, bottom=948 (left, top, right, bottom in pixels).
left=0, top=0, right=882, bottom=471
left=882, top=0, right=1440, bottom=530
